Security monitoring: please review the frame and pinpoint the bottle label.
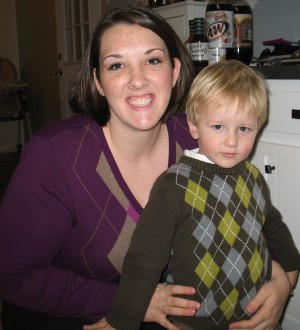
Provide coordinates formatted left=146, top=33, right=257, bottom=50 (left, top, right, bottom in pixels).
left=206, top=10, right=234, bottom=48
left=234, top=14, right=252, bottom=47
left=190, top=42, right=209, bottom=61
left=208, top=48, right=226, bottom=64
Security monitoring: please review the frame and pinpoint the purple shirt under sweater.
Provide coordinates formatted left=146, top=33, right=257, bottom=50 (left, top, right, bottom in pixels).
left=0, top=113, right=197, bottom=321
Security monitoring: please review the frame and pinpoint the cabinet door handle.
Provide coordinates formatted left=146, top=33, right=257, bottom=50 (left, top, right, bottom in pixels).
left=292, top=109, right=300, bottom=119
left=265, top=165, right=275, bottom=174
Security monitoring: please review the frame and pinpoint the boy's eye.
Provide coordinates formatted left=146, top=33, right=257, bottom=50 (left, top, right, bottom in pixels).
left=240, top=127, right=250, bottom=132
left=213, top=124, right=223, bottom=130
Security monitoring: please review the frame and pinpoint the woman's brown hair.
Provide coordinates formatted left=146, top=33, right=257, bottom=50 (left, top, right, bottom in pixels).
left=68, top=4, right=194, bottom=126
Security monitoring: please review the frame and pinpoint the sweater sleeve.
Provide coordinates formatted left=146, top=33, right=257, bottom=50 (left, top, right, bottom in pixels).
left=263, top=203, right=300, bottom=272
left=106, top=176, right=180, bottom=329
left=0, top=137, right=117, bottom=321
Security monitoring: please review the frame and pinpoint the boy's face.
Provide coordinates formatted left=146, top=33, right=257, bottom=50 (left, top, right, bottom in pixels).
left=188, top=98, right=259, bottom=168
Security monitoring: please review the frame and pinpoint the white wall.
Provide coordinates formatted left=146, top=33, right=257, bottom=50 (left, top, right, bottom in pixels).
left=251, top=0, right=300, bottom=57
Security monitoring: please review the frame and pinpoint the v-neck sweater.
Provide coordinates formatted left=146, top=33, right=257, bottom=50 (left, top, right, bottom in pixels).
left=0, top=113, right=197, bottom=321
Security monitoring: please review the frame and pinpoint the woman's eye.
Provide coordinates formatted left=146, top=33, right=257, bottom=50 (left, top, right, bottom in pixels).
left=240, top=127, right=250, bottom=132
left=109, top=62, right=123, bottom=70
left=148, top=58, right=162, bottom=65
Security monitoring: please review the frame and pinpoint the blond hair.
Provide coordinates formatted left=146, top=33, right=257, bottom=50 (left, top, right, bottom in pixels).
left=186, top=60, right=268, bottom=129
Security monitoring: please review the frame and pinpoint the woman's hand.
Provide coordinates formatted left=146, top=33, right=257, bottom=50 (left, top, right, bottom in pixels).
left=83, top=318, right=115, bottom=330
left=286, top=270, right=299, bottom=295
left=144, top=283, right=200, bottom=330
left=229, top=261, right=290, bottom=330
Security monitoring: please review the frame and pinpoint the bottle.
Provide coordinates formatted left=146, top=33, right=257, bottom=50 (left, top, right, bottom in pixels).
left=148, top=0, right=163, bottom=6
left=185, top=19, right=195, bottom=53
left=189, top=18, right=209, bottom=69
left=231, top=0, right=253, bottom=65
left=205, top=0, right=234, bottom=64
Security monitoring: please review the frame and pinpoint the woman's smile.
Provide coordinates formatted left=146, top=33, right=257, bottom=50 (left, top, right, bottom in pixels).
left=127, top=94, right=154, bottom=107
left=94, top=23, right=180, bottom=131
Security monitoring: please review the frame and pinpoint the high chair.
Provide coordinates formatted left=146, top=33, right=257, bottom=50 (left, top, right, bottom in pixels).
left=0, top=56, right=32, bottom=156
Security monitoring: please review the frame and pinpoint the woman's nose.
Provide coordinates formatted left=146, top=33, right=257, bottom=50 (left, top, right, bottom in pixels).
left=128, top=66, right=149, bottom=89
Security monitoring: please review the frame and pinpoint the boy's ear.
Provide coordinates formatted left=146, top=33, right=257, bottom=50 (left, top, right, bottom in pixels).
left=187, top=120, right=199, bottom=139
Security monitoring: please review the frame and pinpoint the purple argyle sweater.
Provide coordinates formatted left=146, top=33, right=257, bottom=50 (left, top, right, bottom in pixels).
left=0, top=113, right=197, bottom=321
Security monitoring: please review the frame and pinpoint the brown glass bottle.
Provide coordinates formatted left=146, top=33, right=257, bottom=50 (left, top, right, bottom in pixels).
left=229, top=0, right=253, bottom=65
left=185, top=19, right=195, bottom=53
left=189, top=17, right=209, bottom=69
left=205, top=0, right=234, bottom=64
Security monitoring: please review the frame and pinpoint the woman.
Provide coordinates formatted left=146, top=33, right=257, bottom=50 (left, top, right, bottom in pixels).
left=0, top=5, right=293, bottom=330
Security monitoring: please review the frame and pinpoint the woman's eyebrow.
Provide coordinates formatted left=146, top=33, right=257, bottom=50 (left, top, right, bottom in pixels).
left=145, top=48, right=165, bottom=55
left=103, top=53, right=122, bottom=61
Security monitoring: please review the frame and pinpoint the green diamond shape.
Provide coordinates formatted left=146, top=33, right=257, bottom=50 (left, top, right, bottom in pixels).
left=246, top=162, right=259, bottom=179
left=218, top=210, right=240, bottom=246
left=195, top=251, right=220, bottom=288
left=235, top=176, right=251, bottom=208
left=220, top=287, right=238, bottom=320
left=185, top=179, right=208, bottom=213
left=248, top=248, right=264, bottom=283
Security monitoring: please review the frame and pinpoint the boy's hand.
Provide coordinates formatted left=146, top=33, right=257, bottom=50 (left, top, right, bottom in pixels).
left=144, top=283, right=199, bottom=330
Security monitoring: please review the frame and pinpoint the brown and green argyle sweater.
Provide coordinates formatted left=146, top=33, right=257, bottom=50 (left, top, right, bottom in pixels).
left=107, top=155, right=300, bottom=330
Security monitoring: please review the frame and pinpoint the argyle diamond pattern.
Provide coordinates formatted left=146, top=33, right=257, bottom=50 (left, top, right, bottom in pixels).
left=180, top=163, right=269, bottom=324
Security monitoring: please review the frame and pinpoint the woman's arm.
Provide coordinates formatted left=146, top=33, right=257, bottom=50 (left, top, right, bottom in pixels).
left=287, top=270, right=299, bottom=295
left=229, top=261, right=290, bottom=330
left=0, top=137, right=118, bottom=320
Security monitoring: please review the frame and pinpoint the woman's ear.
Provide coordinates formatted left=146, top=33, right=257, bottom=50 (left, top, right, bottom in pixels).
left=187, top=120, right=199, bottom=139
left=172, top=58, right=181, bottom=87
left=93, top=68, right=105, bottom=96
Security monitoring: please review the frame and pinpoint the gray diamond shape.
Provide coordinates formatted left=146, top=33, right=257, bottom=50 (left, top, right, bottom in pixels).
left=193, top=214, right=216, bottom=250
left=222, top=247, right=246, bottom=286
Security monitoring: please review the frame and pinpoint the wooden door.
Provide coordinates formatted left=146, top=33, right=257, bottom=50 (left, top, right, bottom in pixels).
left=15, top=0, right=60, bottom=132
left=55, top=0, right=100, bottom=119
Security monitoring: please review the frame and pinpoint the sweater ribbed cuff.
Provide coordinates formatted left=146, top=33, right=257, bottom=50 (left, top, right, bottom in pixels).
left=280, top=252, right=300, bottom=272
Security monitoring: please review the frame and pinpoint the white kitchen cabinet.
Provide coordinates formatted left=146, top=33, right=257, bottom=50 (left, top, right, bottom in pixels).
left=153, top=1, right=208, bottom=43
left=250, top=79, right=300, bottom=330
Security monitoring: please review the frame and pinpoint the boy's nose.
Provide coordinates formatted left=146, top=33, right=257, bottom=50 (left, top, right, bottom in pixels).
left=225, top=132, right=238, bottom=146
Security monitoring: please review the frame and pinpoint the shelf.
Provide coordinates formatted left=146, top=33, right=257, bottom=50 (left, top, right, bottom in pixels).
left=151, top=1, right=208, bottom=9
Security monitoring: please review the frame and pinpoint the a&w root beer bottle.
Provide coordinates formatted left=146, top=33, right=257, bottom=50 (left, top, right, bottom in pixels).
left=205, top=0, right=234, bottom=64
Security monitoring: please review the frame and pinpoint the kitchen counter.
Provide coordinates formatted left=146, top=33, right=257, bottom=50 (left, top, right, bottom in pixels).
left=251, top=64, right=300, bottom=79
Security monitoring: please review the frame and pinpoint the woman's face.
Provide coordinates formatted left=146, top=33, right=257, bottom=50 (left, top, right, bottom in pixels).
left=94, top=24, right=181, bottom=132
